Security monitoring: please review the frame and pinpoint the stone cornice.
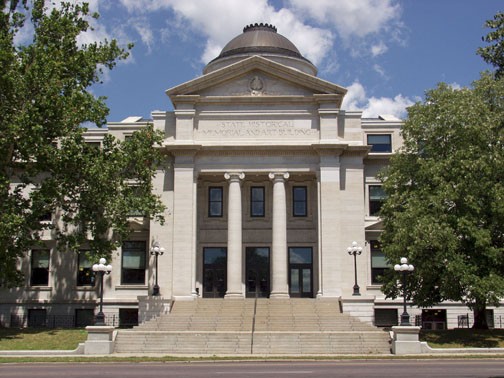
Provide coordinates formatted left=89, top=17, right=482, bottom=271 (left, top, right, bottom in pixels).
left=164, top=144, right=202, bottom=157
left=345, top=145, right=371, bottom=157
left=312, top=143, right=347, bottom=156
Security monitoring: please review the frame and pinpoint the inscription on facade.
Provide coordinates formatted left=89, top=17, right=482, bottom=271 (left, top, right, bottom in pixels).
left=198, top=120, right=317, bottom=138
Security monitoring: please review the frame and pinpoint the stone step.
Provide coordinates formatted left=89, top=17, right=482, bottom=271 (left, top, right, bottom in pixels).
left=115, top=298, right=391, bottom=354
left=114, top=330, right=390, bottom=354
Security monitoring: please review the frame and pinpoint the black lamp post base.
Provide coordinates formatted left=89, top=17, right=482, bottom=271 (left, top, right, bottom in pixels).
left=152, top=284, right=160, bottom=296
left=352, top=285, right=361, bottom=296
left=95, top=312, right=105, bottom=326
left=400, top=311, right=411, bottom=326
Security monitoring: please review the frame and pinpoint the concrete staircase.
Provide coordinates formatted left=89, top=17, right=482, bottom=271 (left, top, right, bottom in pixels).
left=114, top=298, right=391, bottom=355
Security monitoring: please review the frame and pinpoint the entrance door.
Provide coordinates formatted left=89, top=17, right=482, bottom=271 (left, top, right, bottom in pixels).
left=246, top=247, right=270, bottom=298
left=203, top=247, right=227, bottom=298
left=289, top=247, right=313, bottom=297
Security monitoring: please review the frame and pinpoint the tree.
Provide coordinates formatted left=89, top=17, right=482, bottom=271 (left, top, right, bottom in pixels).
left=378, top=73, right=504, bottom=329
left=477, top=12, right=504, bottom=78
left=0, top=1, right=165, bottom=286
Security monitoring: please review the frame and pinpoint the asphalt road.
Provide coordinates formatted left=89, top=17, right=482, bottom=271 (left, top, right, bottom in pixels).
left=1, top=359, right=504, bottom=378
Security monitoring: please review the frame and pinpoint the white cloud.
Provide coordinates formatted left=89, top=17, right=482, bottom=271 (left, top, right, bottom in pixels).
left=14, top=0, right=407, bottom=76
left=448, top=82, right=462, bottom=90
left=202, top=40, right=225, bottom=65
left=364, top=94, right=415, bottom=118
left=269, top=9, right=334, bottom=66
left=114, top=0, right=405, bottom=68
left=373, top=64, right=388, bottom=79
left=131, top=19, right=154, bottom=53
left=77, top=18, right=112, bottom=46
left=371, top=41, right=388, bottom=57
left=342, top=81, right=415, bottom=119
left=341, top=82, right=367, bottom=111
left=288, top=0, right=402, bottom=39
left=120, top=0, right=275, bottom=62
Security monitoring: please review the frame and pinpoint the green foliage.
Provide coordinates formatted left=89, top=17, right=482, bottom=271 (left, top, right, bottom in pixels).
left=477, top=12, right=504, bottom=78
left=55, top=125, right=166, bottom=255
left=378, top=74, right=504, bottom=323
left=0, top=1, right=165, bottom=286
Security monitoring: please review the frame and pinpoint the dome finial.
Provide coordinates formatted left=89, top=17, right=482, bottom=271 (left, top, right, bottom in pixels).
left=243, top=23, right=277, bottom=33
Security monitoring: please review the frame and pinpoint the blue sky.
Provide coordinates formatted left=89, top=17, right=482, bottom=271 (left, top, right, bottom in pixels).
left=71, top=0, right=502, bottom=122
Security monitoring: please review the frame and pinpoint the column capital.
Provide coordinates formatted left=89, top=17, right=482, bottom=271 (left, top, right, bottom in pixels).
left=268, top=172, right=289, bottom=181
left=224, top=172, right=245, bottom=181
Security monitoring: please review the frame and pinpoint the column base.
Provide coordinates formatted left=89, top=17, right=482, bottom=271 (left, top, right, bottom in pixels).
left=224, top=292, right=245, bottom=299
left=269, top=292, right=290, bottom=299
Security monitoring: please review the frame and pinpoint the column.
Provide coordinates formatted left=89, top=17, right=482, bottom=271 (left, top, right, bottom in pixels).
left=171, top=152, right=197, bottom=299
left=224, top=172, right=245, bottom=298
left=269, top=172, right=290, bottom=298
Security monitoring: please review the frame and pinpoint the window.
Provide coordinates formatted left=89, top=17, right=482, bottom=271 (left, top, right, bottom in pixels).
left=369, top=185, right=386, bottom=216
left=28, top=309, right=47, bottom=327
left=121, top=241, right=146, bottom=285
left=119, top=308, right=139, bottom=328
left=422, top=309, right=447, bottom=330
left=250, top=187, right=265, bottom=217
left=77, top=252, right=94, bottom=286
left=208, top=187, right=223, bottom=217
left=30, top=249, right=50, bottom=286
left=370, top=240, right=389, bottom=284
left=374, top=309, right=398, bottom=327
left=293, top=186, right=307, bottom=217
left=367, top=134, right=392, bottom=153
left=486, top=309, right=495, bottom=329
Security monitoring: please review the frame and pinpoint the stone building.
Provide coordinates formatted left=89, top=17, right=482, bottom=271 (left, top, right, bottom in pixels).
left=1, top=24, right=501, bottom=331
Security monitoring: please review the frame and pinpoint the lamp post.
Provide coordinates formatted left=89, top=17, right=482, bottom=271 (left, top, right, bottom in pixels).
left=394, top=257, right=414, bottom=326
left=92, top=258, right=112, bottom=326
left=347, top=241, right=363, bottom=296
left=150, top=241, right=165, bottom=296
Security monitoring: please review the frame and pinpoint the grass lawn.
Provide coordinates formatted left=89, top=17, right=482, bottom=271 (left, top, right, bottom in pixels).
left=420, top=328, right=504, bottom=348
left=0, top=328, right=87, bottom=350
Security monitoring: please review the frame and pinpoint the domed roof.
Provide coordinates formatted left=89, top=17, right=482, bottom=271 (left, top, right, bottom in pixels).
left=219, top=23, right=303, bottom=59
left=204, top=23, right=317, bottom=75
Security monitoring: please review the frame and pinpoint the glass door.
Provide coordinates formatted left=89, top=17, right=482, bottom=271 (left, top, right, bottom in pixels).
left=246, top=247, right=270, bottom=298
left=203, top=247, right=227, bottom=298
left=289, top=247, right=313, bottom=298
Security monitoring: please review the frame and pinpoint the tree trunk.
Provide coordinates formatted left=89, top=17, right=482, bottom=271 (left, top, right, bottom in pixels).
left=472, top=303, right=489, bottom=330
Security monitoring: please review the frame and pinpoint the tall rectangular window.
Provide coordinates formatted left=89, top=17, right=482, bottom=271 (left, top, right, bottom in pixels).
left=370, top=240, right=389, bottom=284
left=30, top=249, right=50, bottom=286
left=208, top=187, right=223, bottom=217
left=369, top=185, right=386, bottom=216
left=367, top=134, right=392, bottom=152
left=121, top=241, right=146, bottom=285
left=77, top=252, right=94, bottom=286
left=250, top=186, right=265, bottom=217
left=293, top=186, right=307, bottom=217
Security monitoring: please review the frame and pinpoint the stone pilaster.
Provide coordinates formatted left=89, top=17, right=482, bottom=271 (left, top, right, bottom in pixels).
left=224, top=172, right=245, bottom=298
left=171, top=150, right=198, bottom=299
left=269, top=172, right=290, bottom=298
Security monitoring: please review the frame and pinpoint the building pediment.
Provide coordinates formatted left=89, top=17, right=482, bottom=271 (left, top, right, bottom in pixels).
left=166, top=55, right=346, bottom=108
